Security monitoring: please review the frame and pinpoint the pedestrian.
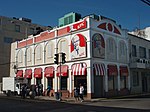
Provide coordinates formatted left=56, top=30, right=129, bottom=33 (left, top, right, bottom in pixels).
left=79, top=84, right=84, bottom=102
left=47, top=85, right=51, bottom=97
left=74, top=87, right=79, bottom=102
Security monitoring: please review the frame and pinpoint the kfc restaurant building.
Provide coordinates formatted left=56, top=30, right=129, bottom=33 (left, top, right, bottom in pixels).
left=10, top=15, right=130, bottom=99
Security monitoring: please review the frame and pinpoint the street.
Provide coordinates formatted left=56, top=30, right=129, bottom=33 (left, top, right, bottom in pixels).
left=0, top=95, right=150, bottom=112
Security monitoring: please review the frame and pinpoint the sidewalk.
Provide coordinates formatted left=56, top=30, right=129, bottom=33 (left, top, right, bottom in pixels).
left=1, top=92, right=150, bottom=103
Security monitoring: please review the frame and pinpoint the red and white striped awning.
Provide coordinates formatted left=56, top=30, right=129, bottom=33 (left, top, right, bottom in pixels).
left=120, top=66, right=128, bottom=76
left=72, top=63, right=87, bottom=76
left=93, top=63, right=105, bottom=76
left=107, top=64, right=118, bottom=76
left=44, top=66, right=54, bottom=78
left=34, top=68, right=42, bottom=78
left=24, top=69, right=32, bottom=79
left=16, top=70, right=23, bottom=78
left=57, top=65, right=68, bottom=77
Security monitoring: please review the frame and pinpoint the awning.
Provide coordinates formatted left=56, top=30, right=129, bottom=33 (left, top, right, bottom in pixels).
left=57, top=65, right=68, bottom=77
left=34, top=68, right=42, bottom=78
left=120, top=66, right=128, bottom=76
left=93, top=63, right=105, bottom=76
left=24, top=69, right=32, bottom=79
left=16, top=70, right=23, bottom=78
left=107, top=64, right=118, bottom=76
left=71, top=63, right=87, bottom=76
left=44, top=67, right=54, bottom=78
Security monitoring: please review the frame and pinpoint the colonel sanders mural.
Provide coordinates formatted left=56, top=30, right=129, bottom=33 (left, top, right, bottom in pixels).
left=70, top=34, right=86, bottom=59
left=92, top=33, right=105, bottom=58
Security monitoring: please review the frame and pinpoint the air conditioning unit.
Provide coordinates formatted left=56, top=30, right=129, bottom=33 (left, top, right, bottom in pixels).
left=145, top=59, right=149, bottom=64
left=139, top=59, right=143, bottom=63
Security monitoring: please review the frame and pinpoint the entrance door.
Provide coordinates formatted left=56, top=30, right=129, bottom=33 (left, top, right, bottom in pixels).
left=74, top=76, right=87, bottom=95
left=142, top=75, right=148, bottom=93
left=94, top=75, right=103, bottom=97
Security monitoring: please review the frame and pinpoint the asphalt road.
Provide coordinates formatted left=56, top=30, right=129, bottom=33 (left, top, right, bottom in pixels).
left=0, top=96, right=150, bottom=112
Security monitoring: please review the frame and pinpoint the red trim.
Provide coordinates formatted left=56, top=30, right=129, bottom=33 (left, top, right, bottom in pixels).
left=34, top=68, right=42, bottom=78
left=16, top=70, right=23, bottom=78
left=71, top=63, right=87, bottom=76
left=44, top=67, right=54, bottom=78
left=107, top=65, right=118, bottom=76
left=57, top=65, right=68, bottom=77
left=24, top=69, right=32, bottom=79
left=120, top=66, right=128, bottom=76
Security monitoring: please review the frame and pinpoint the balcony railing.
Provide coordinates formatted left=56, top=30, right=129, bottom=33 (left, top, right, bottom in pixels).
left=130, top=58, right=150, bottom=69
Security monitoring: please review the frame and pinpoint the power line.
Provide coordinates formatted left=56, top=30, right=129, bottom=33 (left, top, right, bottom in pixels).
left=141, top=0, right=150, bottom=6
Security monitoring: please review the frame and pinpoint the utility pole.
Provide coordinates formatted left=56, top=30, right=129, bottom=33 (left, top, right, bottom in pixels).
left=54, top=52, right=66, bottom=101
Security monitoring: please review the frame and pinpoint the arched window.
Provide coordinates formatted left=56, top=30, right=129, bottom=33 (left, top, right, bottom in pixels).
left=106, top=37, right=117, bottom=60
left=46, top=42, right=53, bottom=58
left=35, top=44, right=42, bottom=60
left=119, top=41, right=127, bottom=56
left=18, top=50, right=23, bottom=63
left=92, top=33, right=105, bottom=58
left=27, top=47, right=32, bottom=62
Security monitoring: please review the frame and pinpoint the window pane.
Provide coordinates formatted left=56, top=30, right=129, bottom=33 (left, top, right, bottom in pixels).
left=133, top=72, right=139, bottom=86
left=15, top=25, right=20, bottom=32
left=4, top=37, right=13, bottom=43
left=60, top=40, right=66, bottom=52
left=47, top=44, right=52, bottom=58
left=132, top=45, right=136, bottom=57
left=61, top=77, right=67, bottom=90
left=27, top=48, right=31, bottom=62
left=30, top=28, right=34, bottom=34
left=139, top=46, right=146, bottom=58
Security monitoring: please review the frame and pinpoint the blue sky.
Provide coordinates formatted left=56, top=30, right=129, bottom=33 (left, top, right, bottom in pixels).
left=0, top=0, right=149, bottom=31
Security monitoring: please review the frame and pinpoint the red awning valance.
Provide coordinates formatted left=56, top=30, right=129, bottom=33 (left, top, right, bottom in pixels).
left=71, top=63, right=87, bottom=76
left=24, top=69, right=32, bottom=79
left=107, top=65, right=118, bottom=76
left=120, top=66, right=128, bottom=76
left=16, top=70, right=23, bottom=78
left=57, top=65, right=68, bottom=77
left=44, top=67, right=54, bottom=78
left=34, top=68, right=42, bottom=78
left=93, top=63, right=105, bottom=76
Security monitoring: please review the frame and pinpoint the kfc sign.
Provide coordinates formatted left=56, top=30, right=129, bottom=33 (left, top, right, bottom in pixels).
left=70, top=20, right=87, bottom=32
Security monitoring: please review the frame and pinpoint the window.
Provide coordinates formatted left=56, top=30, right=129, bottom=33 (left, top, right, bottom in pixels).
left=133, top=71, right=139, bottom=86
left=108, top=76, right=115, bottom=90
left=139, top=46, right=146, bottom=58
left=120, top=76, right=127, bottom=89
left=15, top=25, right=20, bottom=32
left=27, top=48, right=31, bottom=62
left=36, top=45, right=42, bottom=60
left=36, top=78, right=41, bottom=85
left=108, top=38, right=114, bottom=53
left=148, top=49, right=150, bottom=59
left=61, top=77, right=67, bottom=90
left=120, top=42, right=126, bottom=55
left=18, top=50, right=23, bottom=63
left=47, top=43, right=52, bottom=58
left=4, top=37, right=13, bottom=43
left=64, top=15, right=73, bottom=25
left=60, top=40, right=66, bottom=52
left=47, top=78, right=53, bottom=89
left=0, top=18, right=1, bottom=25
left=132, top=45, right=136, bottom=57
left=30, top=28, right=34, bottom=34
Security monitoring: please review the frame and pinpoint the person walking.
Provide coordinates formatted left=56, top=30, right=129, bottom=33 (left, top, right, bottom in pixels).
left=74, top=87, right=79, bottom=102
left=79, top=84, right=84, bottom=102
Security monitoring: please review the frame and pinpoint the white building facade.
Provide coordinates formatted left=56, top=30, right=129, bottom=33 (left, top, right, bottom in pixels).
left=10, top=16, right=130, bottom=99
